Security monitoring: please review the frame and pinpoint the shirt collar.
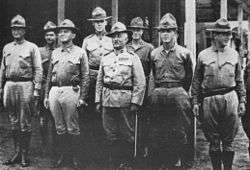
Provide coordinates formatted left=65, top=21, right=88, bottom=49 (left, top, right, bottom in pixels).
left=127, top=39, right=146, bottom=51
left=14, top=39, right=26, bottom=45
left=114, top=47, right=127, bottom=56
left=45, top=43, right=57, bottom=50
left=61, top=43, right=74, bottom=53
left=211, top=44, right=228, bottom=52
left=160, top=43, right=177, bottom=55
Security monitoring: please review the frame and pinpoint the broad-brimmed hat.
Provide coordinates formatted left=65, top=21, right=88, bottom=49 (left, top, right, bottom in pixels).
left=87, top=7, right=111, bottom=21
left=43, top=21, right=56, bottom=33
left=154, top=13, right=177, bottom=31
left=107, top=22, right=132, bottom=37
left=206, top=18, right=231, bottom=33
left=128, top=17, right=148, bottom=30
left=10, top=15, right=27, bottom=28
left=56, top=19, right=78, bottom=33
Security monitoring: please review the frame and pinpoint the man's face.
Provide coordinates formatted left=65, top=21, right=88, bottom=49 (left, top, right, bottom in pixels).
left=11, top=27, right=25, bottom=39
left=112, top=32, right=128, bottom=50
left=45, top=31, right=56, bottom=45
left=214, top=32, right=231, bottom=47
left=58, top=29, right=75, bottom=43
left=159, top=29, right=176, bottom=43
left=93, top=20, right=107, bottom=32
left=132, top=28, right=143, bottom=40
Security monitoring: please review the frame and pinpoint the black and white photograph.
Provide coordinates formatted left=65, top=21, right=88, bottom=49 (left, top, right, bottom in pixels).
left=0, top=0, right=250, bottom=169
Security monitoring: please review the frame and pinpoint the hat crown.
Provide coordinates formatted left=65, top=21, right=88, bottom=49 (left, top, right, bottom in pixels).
left=44, top=21, right=56, bottom=31
left=130, top=17, right=144, bottom=27
left=59, top=19, right=76, bottom=28
left=11, top=14, right=26, bottom=27
left=92, top=7, right=107, bottom=19
left=214, top=18, right=231, bottom=30
left=158, top=13, right=177, bottom=29
left=111, top=22, right=127, bottom=33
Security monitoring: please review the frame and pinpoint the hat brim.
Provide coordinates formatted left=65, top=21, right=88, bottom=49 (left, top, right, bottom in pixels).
left=154, top=26, right=177, bottom=31
left=206, top=28, right=232, bottom=33
left=87, top=16, right=112, bottom=21
left=43, top=28, right=57, bottom=33
left=56, top=27, right=79, bottom=33
left=10, top=26, right=29, bottom=29
left=106, top=30, right=132, bottom=37
left=128, top=26, right=148, bottom=30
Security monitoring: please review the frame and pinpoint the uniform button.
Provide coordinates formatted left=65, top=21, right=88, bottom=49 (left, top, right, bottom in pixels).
left=113, top=69, right=115, bottom=72
left=114, top=61, right=117, bottom=64
left=100, top=53, right=103, bottom=56
left=99, top=45, right=102, bottom=48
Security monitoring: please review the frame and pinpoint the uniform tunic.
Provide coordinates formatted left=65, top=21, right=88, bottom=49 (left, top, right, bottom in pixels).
left=95, top=48, right=146, bottom=143
left=191, top=45, right=246, bottom=152
left=0, top=40, right=43, bottom=132
left=149, top=44, right=193, bottom=164
left=45, top=44, right=89, bottom=135
left=82, top=34, right=113, bottom=104
left=39, top=45, right=56, bottom=125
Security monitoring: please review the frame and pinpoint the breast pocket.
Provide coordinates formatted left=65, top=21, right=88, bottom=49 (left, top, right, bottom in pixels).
left=19, top=55, right=32, bottom=69
left=203, top=60, right=216, bottom=77
left=86, top=43, right=99, bottom=53
left=67, top=57, right=80, bottom=74
left=118, top=60, right=132, bottom=77
left=220, top=61, right=235, bottom=77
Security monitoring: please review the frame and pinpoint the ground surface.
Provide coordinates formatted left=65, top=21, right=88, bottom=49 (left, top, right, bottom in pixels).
left=0, top=106, right=249, bottom=170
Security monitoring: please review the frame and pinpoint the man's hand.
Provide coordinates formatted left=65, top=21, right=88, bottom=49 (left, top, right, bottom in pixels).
left=130, top=103, right=139, bottom=113
left=238, top=102, right=246, bottom=117
left=77, top=99, right=88, bottom=108
left=44, top=97, right=49, bottom=109
left=96, top=103, right=102, bottom=113
left=193, top=104, right=199, bottom=117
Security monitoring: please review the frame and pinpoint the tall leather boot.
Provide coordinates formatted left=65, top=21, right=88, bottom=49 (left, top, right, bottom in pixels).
left=209, top=151, right=222, bottom=170
left=54, top=133, right=68, bottom=168
left=39, top=117, right=48, bottom=147
left=2, top=130, right=21, bottom=165
left=222, top=151, right=234, bottom=170
left=20, top=131, right=31, bottom=167
left=71, top=135, right=82, bottom=170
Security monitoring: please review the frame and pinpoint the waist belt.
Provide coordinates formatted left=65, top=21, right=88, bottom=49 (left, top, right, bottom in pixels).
left=6, top=77, right=33, bottom=82
left=155, top=82, right=183, bottom=88
left=202, top=87, right=235, bottom=98
left=89, top=65, right=99, bottom=70
left=103, top=83, right=133, bottom=91
left=51, top=82, right=79, bottom=87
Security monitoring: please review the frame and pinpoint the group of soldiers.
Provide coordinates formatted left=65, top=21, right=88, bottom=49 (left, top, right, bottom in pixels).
left=0, top=6, right=249, bottom=170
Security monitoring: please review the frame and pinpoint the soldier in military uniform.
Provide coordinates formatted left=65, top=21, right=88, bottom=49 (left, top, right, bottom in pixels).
left=149, top=13, right=194, bottom=169
left=39, top=21, right=57, bottom=149
left=82, top=6, right=113, bottom=162
left=192, top=18, right=246, bottom=170
left=44, top=19, right=89, bottom=168
left=0, top=15, right=43, bottom=167
left=95, top=22, right=146, bottom=169
left=82, top=7, right=113, bottom=113
left=127, top=17, right=154, bottom=162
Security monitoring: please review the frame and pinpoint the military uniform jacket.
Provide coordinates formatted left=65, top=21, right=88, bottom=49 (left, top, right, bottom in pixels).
left=45, top=44, right=89, bottom=101
left=127, top=40, right=154, bottom=78
left=0, top=40, right=43, bottom=90
left=82, top=33, right=113, bottom=77
left=150, top=44, right=193, bottom=92
left=39, top=45, right=56, bottom=84
left=95, top=48, right=146, bottom=107
left=191, top=45, right=246, bottom=104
